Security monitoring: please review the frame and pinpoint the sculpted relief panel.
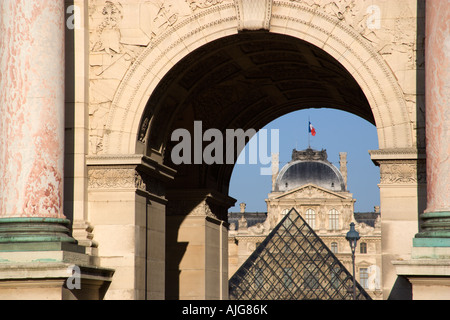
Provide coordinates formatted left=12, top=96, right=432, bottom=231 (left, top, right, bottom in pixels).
left=285, top=0, right=420, bottom=69
left=88, top=0, right=231, bottom=154
left=87, top=0, right=421, bottom=154
left=379, top=160, right=426, bottom=185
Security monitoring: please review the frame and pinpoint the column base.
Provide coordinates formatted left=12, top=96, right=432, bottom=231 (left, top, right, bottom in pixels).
left=415, top=211, right=450, bottom=239
left=413, top=237, right=450, bottom=248
left=393, top=211, right=450, bottom=300
left=0, top=218, right=77, bottom=244
left=0, top=218, right=115, bottom=299
left=414, top=211, right=450, bottom=250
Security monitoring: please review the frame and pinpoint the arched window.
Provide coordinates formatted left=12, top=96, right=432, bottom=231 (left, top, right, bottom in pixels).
left=329, top=209, right=339, bottom=230
left=360, top=242, right=367, bottom=254
left=331, top=242, right=338, bottom=254
left=305, top=209, right=316, bottom=229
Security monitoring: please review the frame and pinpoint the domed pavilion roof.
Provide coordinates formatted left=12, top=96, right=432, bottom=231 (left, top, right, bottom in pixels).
left=274, top=148, right=346, bottom=193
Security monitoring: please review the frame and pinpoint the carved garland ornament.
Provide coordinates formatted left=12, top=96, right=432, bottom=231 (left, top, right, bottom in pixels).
left=379, top=161, right=425, bottom=184
left=88, top=167, right=145, bottom=190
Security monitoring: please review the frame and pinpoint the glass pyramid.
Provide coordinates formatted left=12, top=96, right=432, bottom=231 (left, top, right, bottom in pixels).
left=229, top=208, right=372, bottom=300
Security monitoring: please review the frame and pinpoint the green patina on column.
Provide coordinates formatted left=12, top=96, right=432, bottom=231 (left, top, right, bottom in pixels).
left=414, top=212, right=450, bottom=247
left=0, top=218, right=77, bottom=251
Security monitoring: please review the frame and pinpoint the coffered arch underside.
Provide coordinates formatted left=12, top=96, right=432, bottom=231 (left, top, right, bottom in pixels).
left=101, top=1, right=413, bottom=156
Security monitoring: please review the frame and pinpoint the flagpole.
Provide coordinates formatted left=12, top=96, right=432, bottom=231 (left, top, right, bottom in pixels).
left=308, top=117, right=310, bottom=149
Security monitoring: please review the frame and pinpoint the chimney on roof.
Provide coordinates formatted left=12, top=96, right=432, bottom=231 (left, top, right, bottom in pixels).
left=272, top=153, right=279, bottom=191
left=339, top=152, right=348, bottom=190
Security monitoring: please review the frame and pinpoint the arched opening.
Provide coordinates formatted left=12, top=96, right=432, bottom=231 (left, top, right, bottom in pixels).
left=139, top=32, right=378, bottom=299
left=84, top=1, right=423, bottom=301
left=142, top=32, right=372, bottom=189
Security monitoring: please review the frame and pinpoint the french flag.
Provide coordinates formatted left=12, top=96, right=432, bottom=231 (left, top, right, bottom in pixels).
left=309, top=122, right=316, bottom=136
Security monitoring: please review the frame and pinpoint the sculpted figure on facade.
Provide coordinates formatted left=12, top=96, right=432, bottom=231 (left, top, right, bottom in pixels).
left=288, top=0, right=357, bottom=24
left=91, top=1, right=124, bottom=55
left=248, top=223, right=266, bottom=235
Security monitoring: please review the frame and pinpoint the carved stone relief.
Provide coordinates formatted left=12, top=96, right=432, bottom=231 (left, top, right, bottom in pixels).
left=189, top=0, right=225, bottom=10
left=285, top=0, right=418, bottom=68
left=87, top=166, right=166, bottom=197
left=88, top=0, right=232, bottom=155
left=87, top=0, right=419, bottom=154
left=88, top=167, right=139, bottom=189
left=356, top=221, right=375, bottom=235
left=166, top=199, right=220, bottom=219
left=379, top=160, right=426, bottom=185
left=91, top=1, right=124, bottom=55
left=288, top=0, right=359, bottom=25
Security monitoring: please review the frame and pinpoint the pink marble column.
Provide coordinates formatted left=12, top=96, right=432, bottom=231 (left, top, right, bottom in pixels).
left=424, top=0, right=450, bottom=214
left=416, top=0, right=450, bottom=241
left=0, top=0, right=66, bottom=219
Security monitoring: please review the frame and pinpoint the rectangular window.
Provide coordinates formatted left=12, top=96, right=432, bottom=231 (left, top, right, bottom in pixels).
left=305, top=209, right=316, bottom=229
left=328, top=209, right=339, bottom=230
left=331, top=242, right=338, bottom=254
left=360, top=268, right=369, bottom=289
left=360, top=242, right=367, bottom=254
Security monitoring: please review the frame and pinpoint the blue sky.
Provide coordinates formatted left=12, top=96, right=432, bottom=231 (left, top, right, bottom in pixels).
left=228, top=108, right=380, bottom=213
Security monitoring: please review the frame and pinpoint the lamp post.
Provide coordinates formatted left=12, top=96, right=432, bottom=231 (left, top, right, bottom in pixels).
left=346, top=222, right=360, bottom=300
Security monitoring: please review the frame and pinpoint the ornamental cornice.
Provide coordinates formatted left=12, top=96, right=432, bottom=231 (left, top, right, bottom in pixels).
left=369, top=148, right=426, bottom=162
left=230, top=235, right=268, bottom=242
left=86, top=154, right=176, bottom=181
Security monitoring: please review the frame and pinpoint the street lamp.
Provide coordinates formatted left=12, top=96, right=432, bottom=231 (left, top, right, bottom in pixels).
left=346, top=222, right=360, bottom=300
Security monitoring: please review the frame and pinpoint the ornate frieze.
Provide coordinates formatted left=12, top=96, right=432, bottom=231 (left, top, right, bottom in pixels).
left=379, top=160, right=426, bottom=185
left=189, top=0, right=225, bottom=10
left=87, top=166, right=166, bottom=198
left=88, top=167, right=143, bottom=189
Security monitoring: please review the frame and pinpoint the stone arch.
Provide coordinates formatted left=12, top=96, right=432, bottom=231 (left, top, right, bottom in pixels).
left=91, top=2, right=420, bottom=299
left=102, top=1, right=413, bottom=156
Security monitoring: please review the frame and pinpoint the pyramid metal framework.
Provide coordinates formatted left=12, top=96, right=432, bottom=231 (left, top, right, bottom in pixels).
left=229, top=208, right=372, bottom=300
